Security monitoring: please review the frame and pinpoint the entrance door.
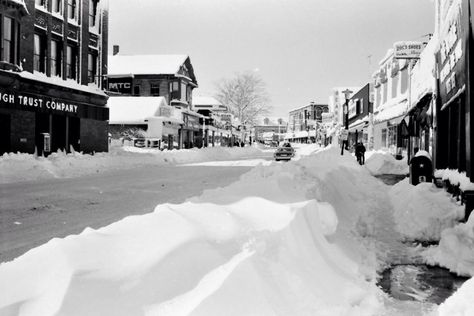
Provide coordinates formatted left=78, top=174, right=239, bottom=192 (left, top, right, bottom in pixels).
left=52, top=115, right=67, bottom=152
left=68, top=117, right=80, bottom=152
left=0, top=113, right=11, bottom=155
left=35, top=113, right=50, bottom=156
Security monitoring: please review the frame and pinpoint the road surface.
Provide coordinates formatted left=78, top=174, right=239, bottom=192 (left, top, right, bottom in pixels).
left=0, top=162, right=263, bottom=263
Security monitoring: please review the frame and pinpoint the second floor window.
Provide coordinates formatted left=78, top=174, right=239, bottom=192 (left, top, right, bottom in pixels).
left=51, top=40, right=62, bottom=77
left=35, top=0, right=46, bottom=7
left=52, top=0, right=62, bottom=14
left=66, top=45, right=77, bottom=80
left=68, top=0, right=77, bottom=20
left=33, top=33, right=46, bottom=73
left=89, top=0, right=98, bottom=27
left=87, top=53, right=97, bottom=83
left=2, top=17, right=15, bottom=64
left=150, top=83, right=160, bottom=95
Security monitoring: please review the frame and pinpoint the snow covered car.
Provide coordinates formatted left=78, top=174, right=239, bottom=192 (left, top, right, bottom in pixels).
left=274, top=146, right=295, bottom=161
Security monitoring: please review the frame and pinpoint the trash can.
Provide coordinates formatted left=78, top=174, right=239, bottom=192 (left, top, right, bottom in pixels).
left=409, top=151, right=433, bottom=185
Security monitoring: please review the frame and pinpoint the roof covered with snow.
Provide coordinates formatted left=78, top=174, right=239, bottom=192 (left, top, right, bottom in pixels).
left=192, top=96, right=228, bottom=111
left=108, top=54, right=198, bottom=84
left=108, top=96, right=167, bottom=125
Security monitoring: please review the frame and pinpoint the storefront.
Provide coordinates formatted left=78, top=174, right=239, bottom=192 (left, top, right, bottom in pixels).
left=434, top=0, right=473, bottom=179
left=0, top=71, right=109, bottom=156
left=181, top=111, right=202, bottom=148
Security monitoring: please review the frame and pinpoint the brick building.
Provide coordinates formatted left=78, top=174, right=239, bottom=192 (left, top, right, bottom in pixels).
left=287, top=102, right=328, bottom=143
left=0, top=0, right=109, bottom=156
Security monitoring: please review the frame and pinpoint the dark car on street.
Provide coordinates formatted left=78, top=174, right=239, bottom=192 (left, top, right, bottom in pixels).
left=274, top=145, right=295, bottom=161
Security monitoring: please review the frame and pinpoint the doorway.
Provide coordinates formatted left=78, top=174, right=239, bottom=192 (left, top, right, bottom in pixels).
left=0, top=113, right=11, bottom=155
left=35, top=112, right=50, bottom=156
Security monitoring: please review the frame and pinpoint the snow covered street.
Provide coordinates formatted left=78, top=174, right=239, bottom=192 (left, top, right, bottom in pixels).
left=0, top=144, right=473, bottom=315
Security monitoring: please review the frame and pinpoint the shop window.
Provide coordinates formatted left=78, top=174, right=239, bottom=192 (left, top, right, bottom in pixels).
left=66, top=44, right=78, bottom=80
left=87, top=53, right=97, bottom=83
left=52, top=0, right=63, bottom=14
left=388, top=126, right=397, bottom=148
left=381, top=128, right=387, bottom=147
left=89, top=0, right=98, bottom=27
left=1, top=17, right=16, bottom=64
left=68, top=0, right=77, bottom=21
left=150, top=83, right=160, bottom=95
left=34, top=33, right=47, bottom=73
left=134, top=85, right=140, bottom=95
left=51, top=39, right=62, bottom=77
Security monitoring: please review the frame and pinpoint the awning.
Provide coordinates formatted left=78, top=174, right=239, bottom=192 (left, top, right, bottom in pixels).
left=348, top=116, right=369, bottom=132
left=374, top=98, right=408, bottom=124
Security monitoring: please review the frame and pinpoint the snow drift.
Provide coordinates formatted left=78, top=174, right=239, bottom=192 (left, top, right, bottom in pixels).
left=0, top=146, right=388, bottom=315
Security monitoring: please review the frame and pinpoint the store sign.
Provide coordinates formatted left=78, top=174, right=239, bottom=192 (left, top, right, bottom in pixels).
left=107, top=77, right=132, bottom=94
left=393, top=41, right=424, bottom=59
left=438, top=0, right=465, bottom=97
left=0, top=90, right=79, bottom=114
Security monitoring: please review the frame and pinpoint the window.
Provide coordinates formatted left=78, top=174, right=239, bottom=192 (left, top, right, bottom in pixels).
left=50, top=40, right=62, bottom=76
left=2, top=17, right=15, bottom=64
left=34, top=33, right=47, bottom=73
left=66, top=45, right=78, bottom=80
left=35, top=0, right=46, bottom=7
left=381, top=128, right=387, bottom=147
left=52, top=0, right=63, bottom=14
left=68, top=0, right=77, bottom=20
left=89, top=0, right=98, bottom=27
left=391, top=73, right=399, bottom=99
left=388, top=126, right=397, bottom=148
left=150, top=83, right=159, bottom=95
left=169, top=81, right=179, bottom=92
left=87, top=53, right=97, bottom=83
left=134, top=85, right=140, bottom=95
left=180, top=82, right=187, bottom=101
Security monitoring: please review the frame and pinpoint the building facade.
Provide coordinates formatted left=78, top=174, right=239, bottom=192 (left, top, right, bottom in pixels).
left=0, top=0, right=109, bottom=156
left=254, top=117, right=287, bottom=145
left=344, top=83, right=373, bottom=149
left=287, top=102, right=329, bottom=143
left=372, top=47, right=411, bottom=157
left=434, top=0, right=474, bottom=181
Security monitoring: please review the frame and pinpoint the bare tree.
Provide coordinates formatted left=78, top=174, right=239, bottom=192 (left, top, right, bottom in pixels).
left=215, top=71, right=271, bottom=125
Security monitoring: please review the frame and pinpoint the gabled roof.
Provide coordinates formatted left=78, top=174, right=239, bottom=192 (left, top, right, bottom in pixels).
left=108, top=96, right=167, bottom=125
left=107, top=54, right=198, bottom=85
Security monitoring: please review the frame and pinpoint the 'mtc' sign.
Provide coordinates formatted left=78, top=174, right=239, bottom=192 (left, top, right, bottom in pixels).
left=107, top=77, right=133, bottom=94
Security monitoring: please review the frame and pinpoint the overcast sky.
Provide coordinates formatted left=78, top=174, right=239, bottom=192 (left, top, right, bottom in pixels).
left=109, top=0, right=435, bottom=118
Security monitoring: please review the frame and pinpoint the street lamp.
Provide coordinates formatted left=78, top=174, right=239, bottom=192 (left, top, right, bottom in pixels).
left=340, top=89, right=353, bottom=155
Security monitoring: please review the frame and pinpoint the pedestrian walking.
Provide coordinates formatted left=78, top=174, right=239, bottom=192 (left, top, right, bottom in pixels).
left=355, top=142, right=366, bottom=165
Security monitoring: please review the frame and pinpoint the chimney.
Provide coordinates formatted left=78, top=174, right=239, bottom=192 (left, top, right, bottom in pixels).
left=113, top=45, right=120, bottom=56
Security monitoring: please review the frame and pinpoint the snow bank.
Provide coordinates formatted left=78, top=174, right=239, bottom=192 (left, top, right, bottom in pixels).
left=435, top=168, right=474, bottom=191
left=0, top=145, right=263, bottom=184
left=0, top=145, right=388, bottom=315
left=390, top=179, right=464, bottom=241
left=423, top=213, right=474, bottom=277
left=365, top=150, right=409, bottom=175
left=439, top=277, right=474, bottom=316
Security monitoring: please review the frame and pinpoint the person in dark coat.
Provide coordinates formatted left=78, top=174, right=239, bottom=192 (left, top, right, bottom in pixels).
left=355, top=142, right=366, bottom=165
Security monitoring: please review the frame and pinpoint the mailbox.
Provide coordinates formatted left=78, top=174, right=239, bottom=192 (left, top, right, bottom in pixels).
left=409, top=153, right=433, bottom=185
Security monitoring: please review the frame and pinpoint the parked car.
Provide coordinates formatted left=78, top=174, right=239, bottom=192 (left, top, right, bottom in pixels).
left=274, top=146, right=295, bottom=161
